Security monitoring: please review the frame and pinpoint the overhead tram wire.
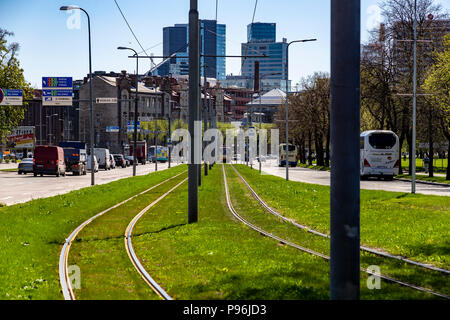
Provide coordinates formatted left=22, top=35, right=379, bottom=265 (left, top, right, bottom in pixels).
left=113, top=0, right=155, bottom=68
left=240, top=0, right=259, bottom=76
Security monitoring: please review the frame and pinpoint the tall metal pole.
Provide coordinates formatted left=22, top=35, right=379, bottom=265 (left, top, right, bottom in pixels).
left=285, top=43, right=290, bottom=180
left=198, top=22, right=202, bottom=187
left=203, top=64, right=208, bottom=176
left=154, top=117, right=158, bottom=172
left=40, top=106, right=42, bottom=145
left=117, top=46, right=139, bottom=176
left=284, top=39, right=316, bottom=180
left=411, top=0, right=417, bottom=194
left=330, top=0, right=360, bottom=300
left=259, top=93, right=262, bottom=174
left=168, top=102, right=171, bottom=168
left=85, top=10, right=95, bottom=186
left=133, top=53, right=138, bottom=176
left=188, top=0, right=199, bottom=223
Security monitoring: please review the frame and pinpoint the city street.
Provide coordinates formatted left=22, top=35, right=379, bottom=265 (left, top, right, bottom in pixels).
left=0, top=162, right=181, bottom=206
left=255, top=160, right=450, bottom=197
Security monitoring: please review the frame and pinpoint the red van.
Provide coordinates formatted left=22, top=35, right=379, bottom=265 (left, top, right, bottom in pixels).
left=33, top=146, right=66, bottom=177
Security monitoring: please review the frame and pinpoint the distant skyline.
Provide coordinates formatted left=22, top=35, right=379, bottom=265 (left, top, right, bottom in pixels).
left=1, top=0, right=449, bottom=89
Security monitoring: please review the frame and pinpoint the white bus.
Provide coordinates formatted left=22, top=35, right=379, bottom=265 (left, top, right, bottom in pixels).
left=279, top=143, right=298, bottom=167
left=360, top=130, right=400, bottom=180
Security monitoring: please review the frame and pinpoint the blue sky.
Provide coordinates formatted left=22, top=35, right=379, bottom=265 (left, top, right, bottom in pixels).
left=1, top=0, right=449, bottom=88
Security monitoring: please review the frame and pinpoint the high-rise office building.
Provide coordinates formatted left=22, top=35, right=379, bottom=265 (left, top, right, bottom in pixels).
left=153, top=20, right=226, bottom=80
left=247, top=22, right=276, bottom=43
left=241, top=22, right=288, bottom=91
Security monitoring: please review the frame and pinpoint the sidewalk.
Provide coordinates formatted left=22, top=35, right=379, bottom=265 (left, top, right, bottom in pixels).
left=0, top=162, right=19, bottom=170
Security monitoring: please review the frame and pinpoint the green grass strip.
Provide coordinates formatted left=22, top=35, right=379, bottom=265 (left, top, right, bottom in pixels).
left=0, top=165, right=186, bottom=300
left=234, top=165, right=450, bottom=270
left=131, top=164, right=434, bottom=299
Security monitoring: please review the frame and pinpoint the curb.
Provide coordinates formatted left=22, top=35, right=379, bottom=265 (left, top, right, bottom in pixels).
left=394, top=177, right=450, bottom=187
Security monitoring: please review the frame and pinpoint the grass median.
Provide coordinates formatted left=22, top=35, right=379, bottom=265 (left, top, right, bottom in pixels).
left=234, top=164, right=450, bottom=271
left=226, top=165, right=448, bottom=297
left=0, top=165, right=186, bottom=300
left=131, top=164, right=434, bottom=299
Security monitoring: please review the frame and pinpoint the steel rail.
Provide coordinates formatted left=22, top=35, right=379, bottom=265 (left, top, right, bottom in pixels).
left=231, top=164, right=450, bottom=275
left=222, top=165, right=449, bottom=300
left=124, top=177, right=187, bottom=300
left=59, top=170, right=187, bottom=300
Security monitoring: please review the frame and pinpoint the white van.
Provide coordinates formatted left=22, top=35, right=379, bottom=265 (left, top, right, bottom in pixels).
left=360, top=130, right=400, bottom=180
left=93, top=148, right=111, bottom=170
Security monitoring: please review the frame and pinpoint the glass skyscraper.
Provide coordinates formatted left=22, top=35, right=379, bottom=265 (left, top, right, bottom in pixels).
left=154, top=20, right=226, bottom=80
left=241, top=23, right=287, bottom=89
left=247, top=22, right=276, bottom=43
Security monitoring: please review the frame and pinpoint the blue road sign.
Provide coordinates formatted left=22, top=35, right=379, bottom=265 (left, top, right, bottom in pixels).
left=0, top=89, right=23, bottom=105
left=42, top=89, right=73, bottom=97
left=3, top=89, right=23, bottom=96
left=106, top=126, right=120, bottom=133
left=42, top=77, right=73, bottom=89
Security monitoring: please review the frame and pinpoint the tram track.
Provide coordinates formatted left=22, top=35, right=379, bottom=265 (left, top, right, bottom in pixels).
left=124, top=177, right=187, bottom=300
left=222, top=164, right=449, bottom=299
left=230, top=164, right=450, bottom=275
left=59, top=170, right=186, bottom=300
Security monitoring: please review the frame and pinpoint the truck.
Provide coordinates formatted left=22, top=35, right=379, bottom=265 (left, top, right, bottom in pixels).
left=93, top=148, right=111, bottom=170
left=129, top=141, right=147, bottom=165
left=58, top=141, right=87, bottom=176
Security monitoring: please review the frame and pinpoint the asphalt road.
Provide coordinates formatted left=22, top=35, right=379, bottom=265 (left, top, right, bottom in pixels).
left=256, top=160, right=450, bottom=197
left=0, top=162, right=181, bottom=206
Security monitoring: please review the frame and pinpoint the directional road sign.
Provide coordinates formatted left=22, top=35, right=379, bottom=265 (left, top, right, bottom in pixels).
left=0, top=89, right=23, bottom=106
left=42, top=77, right=73, bottom=106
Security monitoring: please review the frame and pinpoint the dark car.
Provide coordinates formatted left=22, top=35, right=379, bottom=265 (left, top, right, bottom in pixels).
left=33, top=146, right=66, bottom=177
left=125, top=155, right=134, bottom=166
left=113, top=154, right=126, bottom=168
left=18, top=158, right=34, bottom=174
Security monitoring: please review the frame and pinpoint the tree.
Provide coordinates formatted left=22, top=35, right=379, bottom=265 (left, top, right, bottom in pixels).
left=0, top=29, right=32, bottom=143
left=424, top=33, right=450, bottom=179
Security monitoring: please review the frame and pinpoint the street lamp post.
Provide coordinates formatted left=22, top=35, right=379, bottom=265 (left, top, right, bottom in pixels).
left=285, top=39, right=316, bottom=181
left=46, top=114, right=58, bottom=145
left=118, top=46, right=139, bottom=177
left=257, top=72, right=282, bottom=174
left=60, top=5, right=95, bottom=186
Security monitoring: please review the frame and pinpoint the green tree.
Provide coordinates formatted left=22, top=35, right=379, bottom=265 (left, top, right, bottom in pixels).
left=0, top=29, right=32, bottom=142
left=424, top=33, right=450, bottom=179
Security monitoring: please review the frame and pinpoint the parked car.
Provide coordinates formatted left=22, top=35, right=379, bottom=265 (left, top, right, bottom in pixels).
left=33, top=146, right=66, bottom=177
left=125, top=155, right=134, bottom=166
left=18, top=158, right=34, bottom=174
left=87, top=155, right=99, bottom=172
left=113, top=154, right=126, bottom=168
left=109, top=154, right=116, bottom=169
left=93, top=148, right=111, bottom=170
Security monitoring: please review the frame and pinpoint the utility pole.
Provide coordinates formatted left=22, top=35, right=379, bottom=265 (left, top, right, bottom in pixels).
left=203, top=63, right=208, bottom=176
left=330, top=0, right=360, bottom=300
left=198, top=21, right=202, bottom=187
left=168, top=100, right=172, bottom=169
left=154, top=116, right=158, bottom=172
left=411, top=0, right=417, bottom=193
left=188, top=0, right=199, bottom=223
